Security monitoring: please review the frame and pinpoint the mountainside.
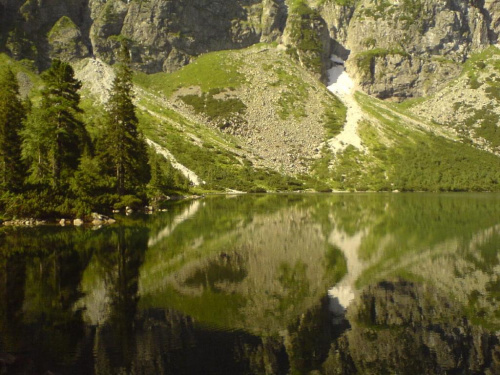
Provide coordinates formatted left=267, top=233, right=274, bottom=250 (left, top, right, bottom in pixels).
left=1, top=0, right=499, bottom=192
left=3, top=0, right=500, bottom=89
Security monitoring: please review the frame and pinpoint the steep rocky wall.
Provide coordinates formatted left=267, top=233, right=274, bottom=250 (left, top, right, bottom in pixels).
left=343, top=0, right=499, bottom=99
left=0, top=0, right=288, bottom=72
left=89, top=0, right=288, bottom=73
left=282, top=1, right=332, bottom=81
left=2, top=0, right=500, bottom=99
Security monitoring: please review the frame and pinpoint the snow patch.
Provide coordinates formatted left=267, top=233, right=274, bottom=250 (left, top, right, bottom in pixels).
left=326, top=56, right=366, bottom=154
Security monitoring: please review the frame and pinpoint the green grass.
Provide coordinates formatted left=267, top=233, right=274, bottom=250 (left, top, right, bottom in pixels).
left=134, top=50, right=245, bottom=98
left=47, top=16, right=78, bottom=41
left=0, top=53, right=42, bottom=98
left=356, top=93, right=500, bottom=192
left=179, top=88, right=247, bottom=126
left=316, top=90, right=500, bottom=192
left=322, top=95, right=347, bottom=138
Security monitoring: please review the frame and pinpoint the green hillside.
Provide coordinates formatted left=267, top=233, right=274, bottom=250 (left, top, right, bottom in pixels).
left=128, top=45, right=500, bottom=192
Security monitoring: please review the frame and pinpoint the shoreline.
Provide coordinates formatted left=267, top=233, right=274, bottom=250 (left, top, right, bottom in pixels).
left=2, top=190, right=498, bottom=228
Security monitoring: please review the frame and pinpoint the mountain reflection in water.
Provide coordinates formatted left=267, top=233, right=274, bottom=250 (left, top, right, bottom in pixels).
left=0, top=193, right=499, bottom=374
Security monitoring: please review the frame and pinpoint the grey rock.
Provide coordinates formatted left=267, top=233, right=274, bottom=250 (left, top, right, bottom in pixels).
left=343, top=0, right=495, bottom=98
left=48, top=16, right=89, bottom=62
left=92, top=219, right=104, bottom=226
left=2, top=0, right=500, bottom=100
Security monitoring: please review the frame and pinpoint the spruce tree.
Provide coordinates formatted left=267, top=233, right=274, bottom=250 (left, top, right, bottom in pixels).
left=98, top=46, right=150, bottom=195
left=22, top=59, right=88, bottom=189
left=0, top=67, right=26, bottom=193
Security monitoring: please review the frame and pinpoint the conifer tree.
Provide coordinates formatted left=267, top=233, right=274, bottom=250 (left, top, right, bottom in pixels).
left=98, top=46, right=150, bottom=195
left=0, top=67, right=26, bottom=192
left=22, top=59, right=88, bottom=189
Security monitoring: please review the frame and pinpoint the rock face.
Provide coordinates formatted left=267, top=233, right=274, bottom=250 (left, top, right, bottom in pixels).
left=0, top=0, right=287, bottom=72
left=0, top=0, right=92, bottom=65
left=2, top=0, right=500, bottom=99
left=48, top=16, right=88, bottom=62
left=342, top=0, right=498, bottom=98
left=89, top=0, right=288, bottom=73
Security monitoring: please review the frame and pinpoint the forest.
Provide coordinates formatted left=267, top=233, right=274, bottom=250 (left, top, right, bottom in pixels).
left=0, top=48, right=189, bottom=220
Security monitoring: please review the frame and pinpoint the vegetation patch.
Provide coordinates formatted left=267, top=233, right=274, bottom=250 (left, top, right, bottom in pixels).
left=286, top=0, right=325, bottom=75
left=134, top=50, right=245, bottom=98
left=322, top=96, right=347, bottom=138
left=47, top=16, right=79, bottom=41
left=179, top=88, right=247, bottom=127
left=357, top=0, right=395, bottom=21
left=355, top=93, right=500, bottom=192
left=463, top=105, right=500, bottom=148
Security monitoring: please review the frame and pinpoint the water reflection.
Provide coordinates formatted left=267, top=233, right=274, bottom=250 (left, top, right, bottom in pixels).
left=0, top=193, right=499, bottom=374
left=325, top=280, right=500, bottom=374
left=140, top=195, right=345, bottom=335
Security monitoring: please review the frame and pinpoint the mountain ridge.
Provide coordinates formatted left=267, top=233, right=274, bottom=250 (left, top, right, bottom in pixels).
left=0, top=0, right=499, bottom=193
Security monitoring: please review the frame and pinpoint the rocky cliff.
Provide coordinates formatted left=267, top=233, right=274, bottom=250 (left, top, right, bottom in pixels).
left=2, top=0, right=500, bottom=97
left=0, top=0, right=288, bottom=72
left=343, top=0, right=500, bottom=99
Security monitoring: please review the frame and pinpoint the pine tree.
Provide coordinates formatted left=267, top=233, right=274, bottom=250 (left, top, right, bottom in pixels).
left=22, top=59, right=88, bottom=189
left=98, top=46, right=150, bottom=195
left=0, top=67, right=26, bottom=193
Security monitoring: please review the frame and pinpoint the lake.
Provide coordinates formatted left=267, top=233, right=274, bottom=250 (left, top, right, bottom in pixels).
left=1, top=193, right=499, bottom=374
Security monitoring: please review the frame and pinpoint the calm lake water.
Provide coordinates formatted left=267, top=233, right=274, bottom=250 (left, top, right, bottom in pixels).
left=1, top=193, right=499, bottom=375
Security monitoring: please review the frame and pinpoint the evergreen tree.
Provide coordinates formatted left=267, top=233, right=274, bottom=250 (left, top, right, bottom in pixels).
left=0, top=67, right=26, bottom=192
left=98, top=47, right=150, bottom=195
left=22, top=59, right=88, bottom=189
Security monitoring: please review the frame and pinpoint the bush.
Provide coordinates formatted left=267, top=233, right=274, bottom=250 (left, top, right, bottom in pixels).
left=113, top=195, right=143, bottom=210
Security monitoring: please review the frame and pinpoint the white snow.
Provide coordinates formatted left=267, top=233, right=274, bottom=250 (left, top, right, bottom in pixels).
left=326, top=56, right=366, bottom=154
left=146, top=138, right=205, bottom=186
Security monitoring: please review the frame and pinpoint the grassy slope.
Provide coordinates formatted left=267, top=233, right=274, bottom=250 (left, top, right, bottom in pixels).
left=3, top=42, right=499, bottom=193
left=404, top=46, right=500, bottom=152
left=133, top=44, right=342, bottom=192
left=0, top=53, right=43, bottom=98
left=133, top=81, right=311, bottom=193
left=312, top=49, right=500, bottom=192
